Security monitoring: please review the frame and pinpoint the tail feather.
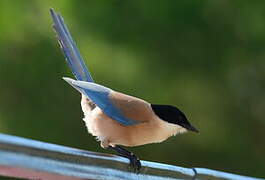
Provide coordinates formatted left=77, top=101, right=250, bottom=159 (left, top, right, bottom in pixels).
left=50, top=8, right=94, bottom=82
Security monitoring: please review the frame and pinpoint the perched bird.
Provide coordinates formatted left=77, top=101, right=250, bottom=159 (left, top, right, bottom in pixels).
left=50, top=8, right=199, bottom=172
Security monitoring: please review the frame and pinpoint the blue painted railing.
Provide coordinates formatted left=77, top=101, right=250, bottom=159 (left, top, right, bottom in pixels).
left=0, top=133, right=263, bottom=180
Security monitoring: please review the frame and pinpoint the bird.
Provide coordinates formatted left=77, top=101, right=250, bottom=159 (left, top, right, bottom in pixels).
left=50, top=8, right=199, bottom=172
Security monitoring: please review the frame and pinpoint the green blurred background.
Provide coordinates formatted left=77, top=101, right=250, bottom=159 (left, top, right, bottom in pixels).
left=0, top=0, right=264, bottom=179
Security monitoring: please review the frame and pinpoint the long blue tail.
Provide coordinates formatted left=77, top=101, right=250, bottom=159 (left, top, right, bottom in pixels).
left=50, top=8, right=94, bottom=82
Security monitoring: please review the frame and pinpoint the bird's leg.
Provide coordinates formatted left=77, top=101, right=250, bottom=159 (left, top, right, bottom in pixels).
left=108, top=145, right=141, bottom=173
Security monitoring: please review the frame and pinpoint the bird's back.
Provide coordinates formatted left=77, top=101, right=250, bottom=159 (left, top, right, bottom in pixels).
left=109, top=91, right=154, bottom=123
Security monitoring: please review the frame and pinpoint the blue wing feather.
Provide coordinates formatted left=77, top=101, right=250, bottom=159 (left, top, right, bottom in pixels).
left=63, top=78, right=138, bottom=126
left=50, top=8, right=93, bottom=82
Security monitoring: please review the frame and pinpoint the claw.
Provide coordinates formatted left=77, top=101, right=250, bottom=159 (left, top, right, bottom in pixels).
left=128, top=154, right=141, bottom=173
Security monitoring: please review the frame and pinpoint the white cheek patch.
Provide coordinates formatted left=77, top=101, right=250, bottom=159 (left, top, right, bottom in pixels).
left=173, top=125, right=187, bottom=136
left=162, top=121, right=188, bottom=136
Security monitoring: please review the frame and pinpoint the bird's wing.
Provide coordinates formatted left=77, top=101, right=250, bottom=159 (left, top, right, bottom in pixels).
left=63, top=78, right=141, bottom=126
left=50, top=8, right=93, bottom=82
left=109, top=91, right=153, bottom=123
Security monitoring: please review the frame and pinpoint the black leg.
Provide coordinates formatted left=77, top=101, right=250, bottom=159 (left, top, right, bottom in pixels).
left=108, top=145, right=141, bottom=173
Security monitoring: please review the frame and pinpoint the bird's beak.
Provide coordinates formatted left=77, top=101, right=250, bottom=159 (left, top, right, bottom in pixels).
left=186, top=125, right=199, bottom=133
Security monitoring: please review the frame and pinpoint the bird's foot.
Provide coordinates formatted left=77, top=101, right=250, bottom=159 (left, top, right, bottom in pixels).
left=128, top=153, right=141, bottom=173
left=107, top=145, right=142, bottom=173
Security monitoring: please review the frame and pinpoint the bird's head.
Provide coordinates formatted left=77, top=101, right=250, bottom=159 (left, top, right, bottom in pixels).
left=151, top=104, right=199, bottom=133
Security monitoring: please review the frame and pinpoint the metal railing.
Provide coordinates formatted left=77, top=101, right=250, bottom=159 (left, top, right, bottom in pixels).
left=0, top=133, right=263, bottom=180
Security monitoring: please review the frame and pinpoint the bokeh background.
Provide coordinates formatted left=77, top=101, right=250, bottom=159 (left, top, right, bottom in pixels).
left=0, top=0, right=265, bottom=179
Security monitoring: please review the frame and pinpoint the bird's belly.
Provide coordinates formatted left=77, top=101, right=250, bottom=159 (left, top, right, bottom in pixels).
left=84, top=107, right=131, bottom=145
left=83, top=108, right=171, bottom=147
